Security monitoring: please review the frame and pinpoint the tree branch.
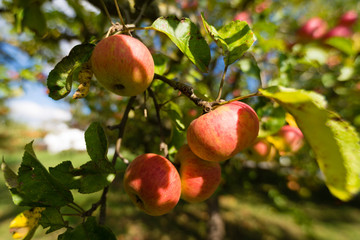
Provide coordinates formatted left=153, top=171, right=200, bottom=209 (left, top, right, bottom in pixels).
left=148, top=88, right=168, bottom=157
left=154, top=73, right=213, bottom=112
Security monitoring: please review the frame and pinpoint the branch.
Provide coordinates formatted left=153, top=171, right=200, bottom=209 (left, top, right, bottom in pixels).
left=154, top=73, right=213, bottom=112
left=84, top=97, right=136, bottom=224
left=215, top=65, right=229, bottom=102
left=148, top=88, right=168, bottom=157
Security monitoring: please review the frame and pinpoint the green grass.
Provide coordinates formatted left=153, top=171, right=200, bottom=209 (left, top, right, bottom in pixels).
left=1, top=150, right=360, bottom=240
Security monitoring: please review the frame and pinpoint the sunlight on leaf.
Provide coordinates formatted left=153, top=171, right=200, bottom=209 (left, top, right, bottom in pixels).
left=260, top=86, right=360, bottom=201
left=9, top=207, right=45, bottom=240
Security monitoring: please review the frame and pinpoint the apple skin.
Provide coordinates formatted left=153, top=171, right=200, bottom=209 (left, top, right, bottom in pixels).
left=123, top=153, right=181, bottom=216
left=338, top=10, right=358, bottom=27
left=250, top=139, right=276, bottom=162
left=91, top=34, right=154, bottom=96
left=324, top=25, right=353, bottom=39
left=278, top=125, right=304, bottom=154
left=187, top=101, right=259, bottom=162
left=175, top=144, right=221, bottom=203
left=297, top=17, right=328, bottom=40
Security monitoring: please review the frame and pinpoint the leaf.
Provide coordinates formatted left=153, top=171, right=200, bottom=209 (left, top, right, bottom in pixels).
left=49, top=161, right=80, bottom=190
left=47, top=43, right=95, bottom=100
left=325, top=37, right=354, bottom=56
left=151, top=16, right=210, bottom=72
left=259, top=86, right=360, bottom=201
left=153, top=53, right=170, bottom=75
left=163, top=101, right=186, bottom=131
left=39, top=207, right=67, bottom=234
left=201, top=13, right=255, bottom=66
left=85, top=122, right=108, bottom=162
left=22, top=4, right=47, bottom=36
left=58, top=217, right=117, bottom=240
left=16, top=142, right=74, bottom=207
left=74, top=161, right=115, bottom=194
left=9, top=207, right=45, bottom=240
left=1, top=158, right=19, bottom=188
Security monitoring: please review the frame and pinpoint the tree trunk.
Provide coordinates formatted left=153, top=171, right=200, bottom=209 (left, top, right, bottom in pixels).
left=207, top=195, right=225, bottom=240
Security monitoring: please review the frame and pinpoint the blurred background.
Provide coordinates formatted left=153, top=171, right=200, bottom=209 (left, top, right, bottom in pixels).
left=1, top=0, right=360, bottom=239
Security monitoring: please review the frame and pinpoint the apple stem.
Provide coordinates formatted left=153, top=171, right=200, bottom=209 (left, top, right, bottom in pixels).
left=114, top=0, right=128, bottom=33
left=215, top=64, right=229, bottom=102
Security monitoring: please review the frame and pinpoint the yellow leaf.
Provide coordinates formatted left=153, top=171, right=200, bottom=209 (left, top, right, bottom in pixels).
left=9, top=207, right=45, bottom=239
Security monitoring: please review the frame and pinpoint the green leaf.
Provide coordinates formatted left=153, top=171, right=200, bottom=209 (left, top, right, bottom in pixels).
left=163, top=101, right=186, bottom=131
left=49, top=161, right=80, bottom=190
left=259, top=86, right=360, bottom=201
left=201, top=13, right=255, bottom=66
left=22, top=4, right=47, bottom=36
left=1, top=158, right=19, bottom=188
left=16, top=142, right=74, bottom=207
left=325, top=37, right=354, bottom=56
left=39, top=207, right=67, bottom=234
left=74, top=161, right=115, bottom=194
left=47, top=43, right=94, bottom=100
left=151, top=16, right=210, bottom=72
left=85, top=122, right=108, bottom=162
left=153, top=53, right=170, bottom=75
left=58, top=216, right=117, bottom=240
left=50, top=160, right=115, bottom=194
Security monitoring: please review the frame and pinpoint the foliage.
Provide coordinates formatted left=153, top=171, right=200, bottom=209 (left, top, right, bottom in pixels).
left=1, top=0, right=360, bottom=239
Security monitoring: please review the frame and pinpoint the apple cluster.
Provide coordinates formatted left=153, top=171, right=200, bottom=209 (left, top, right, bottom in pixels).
left=123, top=101, right=260, bottom=216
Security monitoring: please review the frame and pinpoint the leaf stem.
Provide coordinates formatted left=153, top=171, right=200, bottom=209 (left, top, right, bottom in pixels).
left=216, top=65, right=229, bottom=102
left=67, top=203, right=85, bottom=214
left=215, top=92, right=261, bottom=106
left=148, top=88, right=168, bottom=157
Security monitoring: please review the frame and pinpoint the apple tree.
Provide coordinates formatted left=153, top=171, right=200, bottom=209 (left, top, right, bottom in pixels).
left=1, top=0, right=360, bottom=239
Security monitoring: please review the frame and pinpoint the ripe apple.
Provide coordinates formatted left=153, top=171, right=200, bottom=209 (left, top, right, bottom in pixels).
left=338, top=10, right=358, bottom=27
left=123, top=153, right=181, bottom=216
left=233, top=11, right=252, bottom=25
left=324, top=25, right=353, bottom=39
left=250, top=139, right=277, bottom=161
left=297, top=17, right=328, bottom=40
left=278, top=125, right=304, bottom=154
left=175, top=144, right=221, bottom=203
left=91, top=34, right=154, bottom=96
left=187, top=101, right=259, bottom=162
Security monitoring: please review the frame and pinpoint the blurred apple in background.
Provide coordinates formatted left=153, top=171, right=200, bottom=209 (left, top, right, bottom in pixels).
left=297, top=17, right=328, bottom=40
left=234, top=11, right=252, bottom=25
left=338, top=10, right=358, bottom=27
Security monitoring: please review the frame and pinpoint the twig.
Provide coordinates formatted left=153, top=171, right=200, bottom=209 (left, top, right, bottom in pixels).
left=114, top=0, right=127, bottom=30
left=216, top=65, right=229, bottom=102
left=100, top=0, right=114, bottom=25
left=132, top=0, right=151, bottom=25
left=148, top=88, right=168, bottom=158
left=67, top=203, right=85, bottom=214
left=154, top=73, right=213, bottom=112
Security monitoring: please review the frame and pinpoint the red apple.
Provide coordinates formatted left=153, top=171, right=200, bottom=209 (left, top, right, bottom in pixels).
left=123, top=153, right=181, bottom=216
left=91, top=34, right=154, bottom=96
left=338, top=10, right=358, bottom=27
left=324, top=25, right=353, bottom=39
left=234, top=11, right=252, bottom=25
left=250, top=139, right=276, bottom=161
left=298, top=17, right=328, bottom=40
left=278, top=125, right=304, bottom=154
left=177, top=0, right=198, bottom=11
left=175, top=144, right=221, bottom=203
left=187, top=101, right=259, bottom=162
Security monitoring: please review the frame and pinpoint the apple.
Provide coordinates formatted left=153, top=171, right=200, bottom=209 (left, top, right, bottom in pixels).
left=233, top=11, right=252, bottom=25
left=324, top=25, right=353, bottom=39
left=91, top=34, right=154, bottom=96
left=297, top=17, right=328, bottom=40
left=338, top=10, right=358, bottom=27
left=278, top=125, right=304, bottom=154
left=123, top=153, right=181, bottom=216
left=187, top=101, right=259, bottom=162
left=175, top=144, right=221, bottom=203
left=177, top=0, right=198, bottom=11
left=250, top=139, right=276, bottom=161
